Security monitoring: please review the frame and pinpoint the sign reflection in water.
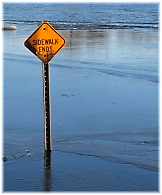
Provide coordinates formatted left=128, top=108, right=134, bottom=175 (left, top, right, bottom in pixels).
left=44, top=151, right=52, bottom=191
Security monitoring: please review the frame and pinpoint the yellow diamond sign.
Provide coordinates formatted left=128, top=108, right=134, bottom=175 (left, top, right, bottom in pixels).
left=24, top=21, right=66, bottom=63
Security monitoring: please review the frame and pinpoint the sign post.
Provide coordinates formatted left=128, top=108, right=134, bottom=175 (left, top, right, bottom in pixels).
left=42, top=62, right=52, bottom=151
left=24, top=21, right=66, bottom=152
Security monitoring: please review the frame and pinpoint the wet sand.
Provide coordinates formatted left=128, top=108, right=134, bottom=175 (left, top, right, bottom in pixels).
left=3, top=27, right=159, bottom=192
left=3, top=62, right=159, bottom=191
left=4, top=151, right=158, bottom=192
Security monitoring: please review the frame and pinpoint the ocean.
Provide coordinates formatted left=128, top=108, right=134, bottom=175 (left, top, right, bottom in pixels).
left=3, top=3, right=159, bottom=191
left=3, top=3, right=159, bottom=31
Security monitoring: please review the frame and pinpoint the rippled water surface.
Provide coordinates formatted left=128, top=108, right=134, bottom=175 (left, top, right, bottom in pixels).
left=3, top=3, right=159, bottom=30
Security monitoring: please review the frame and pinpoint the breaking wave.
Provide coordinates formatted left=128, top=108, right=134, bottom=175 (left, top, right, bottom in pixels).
left=3, top=20, right=159, bottom=31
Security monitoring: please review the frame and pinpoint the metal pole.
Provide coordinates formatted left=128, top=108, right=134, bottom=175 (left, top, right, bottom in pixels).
left=42, top=62, right=52, bottom=152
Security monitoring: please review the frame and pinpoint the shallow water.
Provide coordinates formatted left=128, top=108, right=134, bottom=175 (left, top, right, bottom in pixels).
left=3, top=4, right=159, bottom=189
left=3, top=28, right=159, bottom=83
left=3, top=28, right=158, bottom=171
